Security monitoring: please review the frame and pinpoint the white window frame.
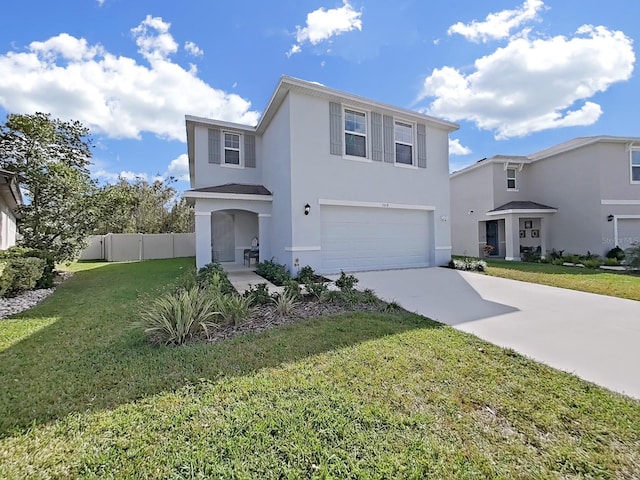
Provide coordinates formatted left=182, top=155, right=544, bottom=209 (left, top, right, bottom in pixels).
left=394, top=120, right=415, bottom=167
left=506, top=167, right=517, bottom=190
left=631, top=148, right=640, bottom=184
left=223, top=131, right=243, bottom=168
left=343, top=107, right=369, bottom=160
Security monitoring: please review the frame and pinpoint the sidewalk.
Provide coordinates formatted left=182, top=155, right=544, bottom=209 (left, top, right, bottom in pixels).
left=222, top=263, right=283, bottom=295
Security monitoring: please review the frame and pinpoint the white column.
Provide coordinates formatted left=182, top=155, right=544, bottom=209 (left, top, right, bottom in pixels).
left=504, top=215, right=521, bottom=261
left=540, top=215, right=548, bottom=259
left=194, top=211, right=212, bottom=268
left=258, top=213, right=272, bottom=263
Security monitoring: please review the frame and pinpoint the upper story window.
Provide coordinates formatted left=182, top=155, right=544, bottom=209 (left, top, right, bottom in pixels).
left=631, top=148, right=640, bottom=183
left=344, top=109, right=367, bottom=158
left=506, top=167, right=517, bottom=190
left=394, top=121, right=414, bottom=165
left=224, top=132, right=241, bottom=165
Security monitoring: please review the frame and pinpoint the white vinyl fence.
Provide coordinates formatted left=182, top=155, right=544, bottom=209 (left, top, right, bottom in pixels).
left=79, top=233, right=195, bottom=262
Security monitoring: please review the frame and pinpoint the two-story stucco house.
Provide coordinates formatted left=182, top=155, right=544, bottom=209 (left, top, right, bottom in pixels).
left=450, top=136, right=640, bottom=260
left=184, top=76, right=459, bottom=274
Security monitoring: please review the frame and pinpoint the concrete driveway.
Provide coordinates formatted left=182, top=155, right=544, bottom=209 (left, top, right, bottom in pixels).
left=351, top=268, right=640, bottom=400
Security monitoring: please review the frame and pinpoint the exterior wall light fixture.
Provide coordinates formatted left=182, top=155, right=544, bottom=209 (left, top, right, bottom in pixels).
left=304, top=203, right=311, bottom=215
left=607, top=214, right=614, bottom=222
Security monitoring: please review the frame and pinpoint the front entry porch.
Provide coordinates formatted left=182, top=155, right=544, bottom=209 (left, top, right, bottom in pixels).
left=482, top=201, right=557, bottom=261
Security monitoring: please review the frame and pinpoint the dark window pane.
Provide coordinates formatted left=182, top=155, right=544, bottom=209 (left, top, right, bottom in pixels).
left=507, top=179, right=516, bottom=189
left=396, top=143, right=412, bottom=164
left=633, top=166, right=640, bottom=182
left=225, top=149, right=240, bottom=164
left=346, top=133, right=366, bottom=157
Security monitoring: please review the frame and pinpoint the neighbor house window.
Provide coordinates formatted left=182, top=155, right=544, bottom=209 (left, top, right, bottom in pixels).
left=507, top=168, right=517, bottom=190
left=344, top=109, right=367, bottom=157
left=632, top=149, right=640, bottom=183
left=395, top=121, right=413, bottom=165
left=224, top=132, right=241, bottom=165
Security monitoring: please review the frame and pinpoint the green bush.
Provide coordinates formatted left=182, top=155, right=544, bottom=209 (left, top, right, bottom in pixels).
left=296, top=265, right=315, bottom=284
left=624, top=242, right=640, bottom=270
left=217, top=294, right=254, bottom=326
left=4, top=257, right=46, bottom=297
left=551, top=258, right=565, bottom=266
left=271, top=290, right=298, bottom=316
left=136, top=286, right=220, bottom=345
left=0, top=247, right=55, bottom=289
left=305, top=281, right=328, bottom=300
left=196, top=263, right=234, bottom=294
left=603, top=257, right=620, bottom=266
left=0, top=261, right=13, bottom=297
left=283, top=279, right=302, bottom=300
left=255, top=259, right=290, bottom=286
left=581, top=259, right=601, bottom=269
left=243, top=283, right=271, bottom=306
left=335, top=270, right=358, bottom=293
left=606, top=246, right=625, bottom=261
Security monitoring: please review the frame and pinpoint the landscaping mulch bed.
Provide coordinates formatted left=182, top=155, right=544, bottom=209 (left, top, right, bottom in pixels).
left=206, top=297, right=392, bottom=343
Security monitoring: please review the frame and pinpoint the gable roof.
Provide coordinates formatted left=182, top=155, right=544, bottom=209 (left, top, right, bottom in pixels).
left=186, top=76, right=460, bottom=185
left=189, top=183, right=271, bottom=195
left=490, top=201, right=556, bottom=212
left=0, top=169, right=23, bottom=214
left=451, top=136, right=640, bottom=178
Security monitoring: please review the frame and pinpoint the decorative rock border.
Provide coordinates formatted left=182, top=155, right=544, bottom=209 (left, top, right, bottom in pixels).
left=0, top=272, right=73, bottom=320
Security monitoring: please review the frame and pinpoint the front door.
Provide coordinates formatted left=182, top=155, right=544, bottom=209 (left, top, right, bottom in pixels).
left=212, top=212, right=235, bottom=262
left=486, top=221, right=499, bottom=256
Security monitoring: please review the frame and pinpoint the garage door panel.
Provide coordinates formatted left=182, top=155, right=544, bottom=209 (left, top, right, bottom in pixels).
left=320, top=206, right=430, bottom=272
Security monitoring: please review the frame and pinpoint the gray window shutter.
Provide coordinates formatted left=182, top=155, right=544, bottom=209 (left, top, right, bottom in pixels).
left=329, top=102, right=342, bottom=155
left=208, top=128, right=221, bottom=164
left=371, top=112, right=383, bottom=162
left=383, top=115, right=394, bottom=163
left=244, top=134, right=256, bottom=168
left=417, top=123, right=427, bottom=169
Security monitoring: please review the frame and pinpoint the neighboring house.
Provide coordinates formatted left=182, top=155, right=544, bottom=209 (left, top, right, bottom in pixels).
left=0, top=169, right=22, bottom=250
left=450, top=136, right=640, bottom=260
left=184, top=76, right=459, bottom=274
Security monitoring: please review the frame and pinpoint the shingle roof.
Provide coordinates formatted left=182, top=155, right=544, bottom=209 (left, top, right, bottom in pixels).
left=189, top=183, right=272, bottom=195
left=490, top=201, right=556, bottom=212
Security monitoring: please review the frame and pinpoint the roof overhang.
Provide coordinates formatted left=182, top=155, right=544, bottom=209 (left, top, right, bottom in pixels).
left=183, top=191, right=273, bottom=202
left=487, top=208, right=557, bottom=216
left=0, top=169, right=23, bottom=214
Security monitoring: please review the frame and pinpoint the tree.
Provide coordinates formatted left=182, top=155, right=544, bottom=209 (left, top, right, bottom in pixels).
left=94, top=177, right=193, bottom=235
left=0, top=113, right=99, bottom=262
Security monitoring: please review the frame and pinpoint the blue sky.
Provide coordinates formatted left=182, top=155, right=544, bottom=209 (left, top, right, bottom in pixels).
left=0, top=0, right=637, bottom=191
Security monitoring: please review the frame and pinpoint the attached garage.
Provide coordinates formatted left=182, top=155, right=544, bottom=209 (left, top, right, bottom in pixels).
left=616, top=217, right=640, bottom=250
left=320, top=205, right=432, bottom=273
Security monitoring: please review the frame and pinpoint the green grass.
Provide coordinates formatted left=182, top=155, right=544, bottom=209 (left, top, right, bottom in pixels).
left=1, top=259, right=639, bottom=478
left=484, top=259, right=640, bottom=301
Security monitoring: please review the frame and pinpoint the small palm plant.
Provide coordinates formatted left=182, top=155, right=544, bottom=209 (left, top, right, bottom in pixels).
left=217, top=294, right=254, bottom=326
left=137, top=286, right=220, bottom=345
left=272, top=290, right=299, bottom=316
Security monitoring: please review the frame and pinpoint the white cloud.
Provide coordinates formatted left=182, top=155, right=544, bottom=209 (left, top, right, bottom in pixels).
left=448, top=0, right=545, bottom=43
left=184, top=41, right=203, bottom=57
left=449, top=138, right=472, bottom=155
left=167, top=153, right=189, bottom=181
left=419, top=25, right=635, bottom=139
left=93, top=169, right=149, bottom=182
left=287, top=0, right=362, bottom=56
left=0, top=16, right=260, bottom=142
left=96, top=0, right=106, bottom=5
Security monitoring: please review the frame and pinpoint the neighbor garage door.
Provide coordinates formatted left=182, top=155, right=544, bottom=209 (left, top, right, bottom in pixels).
left=320, top=205, right=431, bottom=273
left=617, top=218, right=640, bottom=250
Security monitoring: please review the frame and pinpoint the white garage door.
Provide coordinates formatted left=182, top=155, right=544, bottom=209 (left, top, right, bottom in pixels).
left=320, top=206, right=431, bottom=273
left=617, top=218, right=640, bottom=250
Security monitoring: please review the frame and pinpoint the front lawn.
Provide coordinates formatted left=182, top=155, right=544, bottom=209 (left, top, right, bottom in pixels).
left=485, top=259, right=640, bottom=301
left=1, top=259, right=639, bottom=478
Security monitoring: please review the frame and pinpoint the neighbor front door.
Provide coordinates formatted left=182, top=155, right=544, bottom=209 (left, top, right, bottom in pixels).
left=486, top=221, right=499, bottom=256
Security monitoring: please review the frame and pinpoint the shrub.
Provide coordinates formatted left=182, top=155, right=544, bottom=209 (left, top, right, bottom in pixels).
left=136, top=286, right=220, bottom=345
left=603, top=257, right=620, bottom=266
left=624, top=242, right=640, bottom=270
left=0, top=247, right=55, bottom=289
left=4, top=257, right=46, bottom=297
left=358, top=288, right=379, bottom=305
left=449, top=257, right=487, bottom=272
left=217, top=294, right=254, bottom=326
left=564, top=254, right=580, bottom=264
left=283, top=279, right=302, bottom=300
left=305, top=281, right=328, bottom=300
left=271, top=290, right=298, bottom=316
left=548, top=249, right=564, bottom=261
left=172, top=267, right=197, bottom=293
left=0, top=261, right=13, bottom=297
left=243, top=283, right=271, bottom=306
left=606, top=246, right=625, bottom=261
left=335, top=270, right=359, bottom=293
left=197, top=263, right=234, bottom=294
left=256, top=259, right=290, bottom=286
left=581, top=259, right=601, bottom=269
left=296, top=265, right=315, bottom=284
left=551, top=258, right=565, bottom=266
